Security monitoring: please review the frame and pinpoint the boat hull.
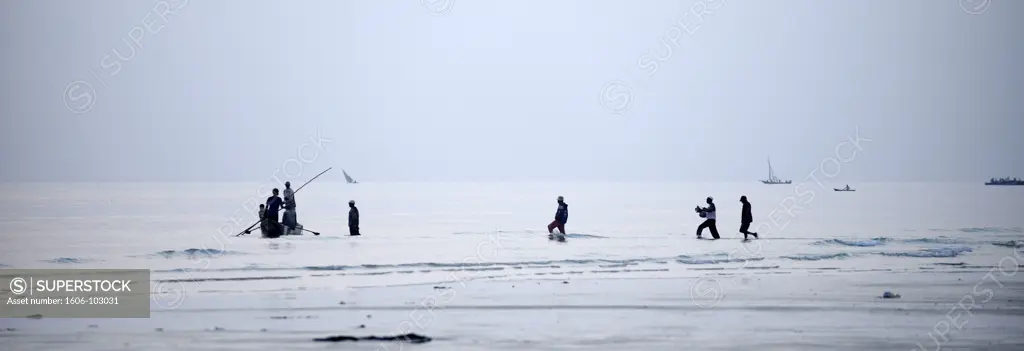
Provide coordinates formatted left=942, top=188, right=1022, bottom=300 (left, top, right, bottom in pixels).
left=834, top=189, right=856, bottom=192
left=985, top=183, right=1024, bottom=186
left=761, top=181, right=792, bottom=185
left=260, top=222, right=304, bottom=238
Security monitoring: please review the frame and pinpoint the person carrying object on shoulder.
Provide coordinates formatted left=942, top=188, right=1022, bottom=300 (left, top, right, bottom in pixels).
left=547, top=196, right=569, bottom=236
left=739, top=196, right=758, bottom=240
left=695, top=196, right=720, bottom=239
left=348, top=200, right=360, bottom=236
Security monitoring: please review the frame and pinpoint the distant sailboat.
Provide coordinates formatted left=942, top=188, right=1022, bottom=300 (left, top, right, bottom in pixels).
left=761, top=157, right=792, bottom=185
left=342, top=169, right=358, bottom=184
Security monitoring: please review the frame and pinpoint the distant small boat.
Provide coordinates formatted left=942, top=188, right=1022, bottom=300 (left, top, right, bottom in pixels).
left=760, top=157, right=792, bottom=185
left=343, top=169, right=359, bottom=184
left=985, top=177, right=1024, bottom=186
left=834, top=185, right=856, bottom=192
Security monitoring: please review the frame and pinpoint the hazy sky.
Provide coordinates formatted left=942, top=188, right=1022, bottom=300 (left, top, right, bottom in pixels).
left=1, top=0, right=1021, bottom=182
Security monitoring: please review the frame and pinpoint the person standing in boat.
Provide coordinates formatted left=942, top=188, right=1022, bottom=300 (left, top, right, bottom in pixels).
left=739, top=196, right=758, bottom=240
left=547, top=196, right=569, bottom=237
left=282, top=181, right=297, bottom=230
left=264, top=188, right=285, bottom=237
left=348, top=200, right=360, bottom=236
left=280, top=182, right=298, bottom=233
left=695, top=197, right=720, bottom=239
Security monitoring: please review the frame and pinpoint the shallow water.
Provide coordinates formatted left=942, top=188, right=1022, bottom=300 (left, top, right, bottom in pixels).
left=1, top=182, right=1023, bottom=350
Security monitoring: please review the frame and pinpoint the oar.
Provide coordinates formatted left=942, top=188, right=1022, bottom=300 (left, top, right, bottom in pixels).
left=300, top=228, right=321, bottom=236
left=235, top=167, right=333, bottom=237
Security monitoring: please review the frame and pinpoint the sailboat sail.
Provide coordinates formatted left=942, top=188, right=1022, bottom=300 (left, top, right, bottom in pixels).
left=342, top=170, right=357, bottom=184
left=761, top=157, right=791, bottom=184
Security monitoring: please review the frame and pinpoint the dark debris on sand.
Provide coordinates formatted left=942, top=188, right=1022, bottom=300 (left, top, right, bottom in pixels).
left=314, top=333, right=432, bottom=344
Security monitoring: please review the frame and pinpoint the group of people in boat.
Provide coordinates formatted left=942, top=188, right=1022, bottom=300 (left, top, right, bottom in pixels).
left=545, top=195, right=761, bottom=241
left=252, top=182, right=362, bottom=238
left=256, top=182, right=298, bottom=238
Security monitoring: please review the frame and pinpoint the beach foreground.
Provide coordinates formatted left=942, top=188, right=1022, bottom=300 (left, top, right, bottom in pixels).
left=4, top=270, right=1024, bottom=351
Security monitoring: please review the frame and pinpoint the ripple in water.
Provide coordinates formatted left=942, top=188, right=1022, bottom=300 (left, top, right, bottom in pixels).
left=43, top=257, right=100, bottom=264
left=782, top=253, right=852, bottom=261
left=879, top=247, right=973, bottom=258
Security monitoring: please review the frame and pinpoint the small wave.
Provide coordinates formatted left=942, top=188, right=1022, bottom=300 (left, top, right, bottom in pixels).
left=156, top=276, right=299, bottom=283
left=880, top=247, right=973, bottom=258
left=151, top=248, right=245, bottom=259
left=676, top=257, right=765, bottom=265
left=156, top=254, right=692, bottom=274
left=815, top=238, right=888, bottom=247
left=565, top=234, right=607, bottom=239
left=992, top=241, right=1024, bottom=248
left=960, top=227, right=1024, bottom=234
left=43, top=258, right=98, bottom=264
left=904, top=237, right=961, bottom=244
left=782, top=253, right=852, bottom=261
left=440, top=267, right=505, bottom=272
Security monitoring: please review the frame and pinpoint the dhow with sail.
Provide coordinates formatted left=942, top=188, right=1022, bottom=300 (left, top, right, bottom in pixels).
left=343, top=169, right=358, bottom=184
left=761, top=157, right=792, bottom=185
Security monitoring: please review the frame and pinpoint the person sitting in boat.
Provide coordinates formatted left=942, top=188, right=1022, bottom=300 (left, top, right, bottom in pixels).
left=844, top=184, right=850, bottom=191
left=282, top=207, right=298, bottom=233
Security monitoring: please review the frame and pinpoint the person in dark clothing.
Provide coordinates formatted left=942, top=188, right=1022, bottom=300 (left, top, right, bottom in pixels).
left=739, top=196, right=759, bottom=240
left=695, top=196, right=720, bottom=239
left=348, top=200, right=360, bottom=236
left=264, top=189, right=284, bottom=238
left=547, top=196, right=568, bottom=237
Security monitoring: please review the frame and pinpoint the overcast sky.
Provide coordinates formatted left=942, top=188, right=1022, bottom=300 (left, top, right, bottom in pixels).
left=1, top=0, right=1021, bottom=182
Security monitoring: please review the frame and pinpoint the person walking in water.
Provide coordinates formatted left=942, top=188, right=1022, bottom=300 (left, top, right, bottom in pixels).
left=695, top=196, right=720, bottom=239
left=739, top=196, right=758, bottom=240
left=348, top=200, right=360, bottom=236
left=547, top=196, right=569, bottom=237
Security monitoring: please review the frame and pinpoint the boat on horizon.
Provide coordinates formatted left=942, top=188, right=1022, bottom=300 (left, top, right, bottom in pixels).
left=985, top=177, right=1024, bottom=186
left=343, top=169, right=359, bottom=184
left=760, top=157, right=792, bottom=185
left=834, top=184, right=855, bottom=192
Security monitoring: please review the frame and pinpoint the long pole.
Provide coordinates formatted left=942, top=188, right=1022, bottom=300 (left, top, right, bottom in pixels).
left=235, top=167, right=333, bottom=237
